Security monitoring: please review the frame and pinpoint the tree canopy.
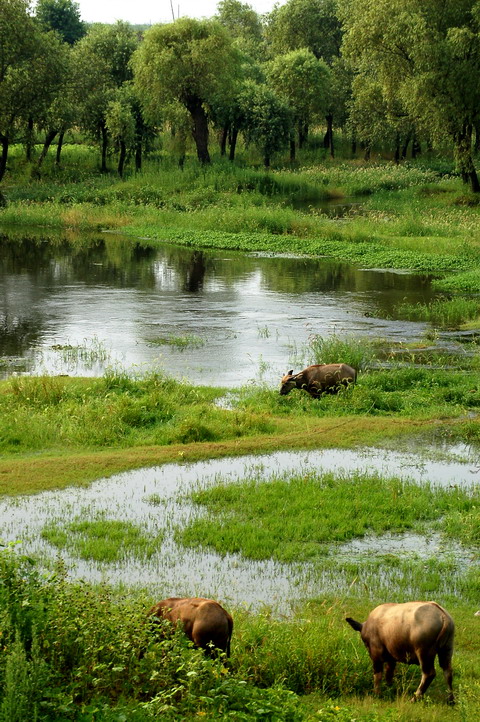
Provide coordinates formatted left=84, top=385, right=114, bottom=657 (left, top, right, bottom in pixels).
left=340, top=0, right=480, bottom=190
left=35, top=0, right=85, bottom=44
left=133, top=18, right=240, bottom=163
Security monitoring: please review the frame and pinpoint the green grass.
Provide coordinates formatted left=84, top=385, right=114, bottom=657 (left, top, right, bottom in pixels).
left=147, top=333, right=205, bottom=349
left=394, top=296, right=480, bottom=328
left=176, top=468, right=478, bottom=563
left=1, top=361, right=480, bottom=459
left=41, top=516, right=163, bottom=562
left=3, top=145, right=480, bottom=285
left=0, top=546, right=479, bottom=720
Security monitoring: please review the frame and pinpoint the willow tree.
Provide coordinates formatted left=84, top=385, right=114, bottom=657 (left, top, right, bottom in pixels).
left=268, top=48, right=330, bottom=160
left=340, top=0, right=480, bottom=191
left=132, top=18, right=240, bottom=164
left=0, top=0, right=67, bottom=181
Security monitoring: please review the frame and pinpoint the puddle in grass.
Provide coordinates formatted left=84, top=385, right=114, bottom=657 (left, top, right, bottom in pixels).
left=1, top=445, right=478, bottom=613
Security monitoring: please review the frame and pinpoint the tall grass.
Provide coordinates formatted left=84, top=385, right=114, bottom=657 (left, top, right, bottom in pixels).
left=395, top=296, right=480, bottom=328
left=0, top=546, right=479, bottom=719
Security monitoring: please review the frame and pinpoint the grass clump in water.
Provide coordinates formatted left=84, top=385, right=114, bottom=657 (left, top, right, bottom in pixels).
left=41, top=515, right=163, bottom=562
left=395, top=296, right=480, bottom=328
left=177, top=470, right=478, bottom=563
left=147, top=334, right=205, bottom=349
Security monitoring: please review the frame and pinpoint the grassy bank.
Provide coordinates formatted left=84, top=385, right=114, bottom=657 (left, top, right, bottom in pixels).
left=2, top=343, right=480, bottom=494
left=0, top=546, right=479, bottom=721
left=2, top=146, right=480, bottom=283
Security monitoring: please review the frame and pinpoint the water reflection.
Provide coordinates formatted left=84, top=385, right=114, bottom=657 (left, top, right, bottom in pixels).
left=0, top=447, right=477, bottom=612
left=0, top=229, right=438, bottom=383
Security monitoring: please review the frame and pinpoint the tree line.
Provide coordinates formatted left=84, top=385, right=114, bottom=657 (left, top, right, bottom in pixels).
left=2, top=0, right=480, bottom=190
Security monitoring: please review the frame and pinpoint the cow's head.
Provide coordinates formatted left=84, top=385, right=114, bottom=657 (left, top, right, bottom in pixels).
left=280, top=370, right=296, bottom=395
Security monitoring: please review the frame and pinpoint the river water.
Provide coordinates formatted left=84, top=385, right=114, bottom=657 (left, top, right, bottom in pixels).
left=0, top=229, right=438, bottom=385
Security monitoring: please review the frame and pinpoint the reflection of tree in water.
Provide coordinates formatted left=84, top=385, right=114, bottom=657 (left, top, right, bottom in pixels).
left=0, top=316, right=43, bottom=356
left=183, top=251, right=206, bottom=292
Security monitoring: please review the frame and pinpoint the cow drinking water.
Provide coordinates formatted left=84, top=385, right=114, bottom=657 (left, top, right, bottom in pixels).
left=280, top=363, right=356, bottom=398
left=147, top=597, right=233, bottom=657
left=346, top=601, right=454, bottom=703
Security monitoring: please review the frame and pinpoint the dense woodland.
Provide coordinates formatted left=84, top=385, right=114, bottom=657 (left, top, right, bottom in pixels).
left=2, top=0, right=480, bottom=186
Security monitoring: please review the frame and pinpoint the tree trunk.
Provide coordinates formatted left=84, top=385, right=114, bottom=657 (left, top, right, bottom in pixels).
left=364, top=144, right=371, bottom=161
left=37, top=129, right=58, bottom=171
left=298, top=122, right=308, bottom=149
left=186, top=96, right=210, bottom=164
left=100, top=122, right=108, bottom=173
left=264, top=153, right=270, bottom=168
left=324, top=114, right=334, bottom=158
left=56, top=130, right=65, bottom=165
left=135, top=140, right=142, bottom=172
left=229, top=127, right=238, bottom=161
left=412, top=133, right=421, bottom=159
left=454, top=123, right=480, bottom=192
left=290, top=132, right=296, bottom=163
left=475, top=124, right=480, bottom=154
left=220, top=126, right=228, bottom=156
left=118, top=140, right=126, bottom=178
left=0, top=134, right=9, bottom=183
left=394, top=133, right=400, bottom=164
left=351, top=134, right=357, bottom=157
left=401, top=130, right=412, bottom=160
left=25, top=116, right=35, bottom=162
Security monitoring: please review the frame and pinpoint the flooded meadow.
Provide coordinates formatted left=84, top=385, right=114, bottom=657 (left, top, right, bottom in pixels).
left=2, top=446, right=478, bottom=614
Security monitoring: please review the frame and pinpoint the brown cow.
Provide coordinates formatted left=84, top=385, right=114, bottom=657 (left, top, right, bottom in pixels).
left=280, top=363, right=356, bottom=398
left=346, top=601, right=454, bottom=703
left=147, top=597, right=233, bottom=657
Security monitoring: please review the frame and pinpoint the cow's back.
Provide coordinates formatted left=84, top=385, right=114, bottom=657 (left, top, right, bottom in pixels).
left=364, top=602, right=454, bottom=662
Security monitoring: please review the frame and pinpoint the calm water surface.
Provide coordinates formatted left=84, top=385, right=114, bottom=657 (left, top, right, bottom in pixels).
left=0, top=230, right=437, bottom=384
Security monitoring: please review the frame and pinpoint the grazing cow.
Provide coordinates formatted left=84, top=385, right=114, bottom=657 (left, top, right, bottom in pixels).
left=147, top=597, right=233, bottom=657
left=280, top=363, right=356, bottom=398
left=346, top=601, right=454, bottom=703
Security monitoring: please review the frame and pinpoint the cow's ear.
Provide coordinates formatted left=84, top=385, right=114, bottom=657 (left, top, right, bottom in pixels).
left=288, top=370, right=293, bottom=375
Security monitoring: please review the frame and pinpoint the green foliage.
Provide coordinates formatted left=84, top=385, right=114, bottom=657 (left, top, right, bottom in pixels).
left=266, top=0, right=342, bottom=64
left=304, top=334, right=377, bottom=371
left=240, top=81, right=292, bottom=166
left=340, top=0, right=480, bottom=191
left=268, top=48, right=331, bottom=124
left=0, top=372, right=274, bottom=453
left=35, top=0, right=86, bottom=45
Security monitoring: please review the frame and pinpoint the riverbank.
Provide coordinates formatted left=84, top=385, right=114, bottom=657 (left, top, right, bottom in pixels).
left=2, top=148, right=480, bottom=294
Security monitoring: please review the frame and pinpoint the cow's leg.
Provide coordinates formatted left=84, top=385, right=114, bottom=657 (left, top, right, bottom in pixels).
left=438, top=649, right=454, bottom=704
left=372, top=660, right=383, bottom=695
left=385, top=660, right=396, bottom=686
left=411, top=653, right=436, bottom=702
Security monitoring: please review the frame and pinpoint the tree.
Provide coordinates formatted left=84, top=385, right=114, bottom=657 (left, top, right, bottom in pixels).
left=240, top=81, right=292, bottom=167
left=105, top=93, right=135, bottom=178
left=340, top=0, right=480, bottom=191
left=73, top=21, right=138, bottom=172
left=0, top=0, right=66, bottom=182
left=268, top=48, right=330, bottom=161
left=35, top=0, right=85, bottom=45
left=216, top=0, right=265, bottom=59
left=266, top=0, right=342, bottom=63
left=266, top=0, right=342, bottom=154
left=133, top=18, right=240, bottom=164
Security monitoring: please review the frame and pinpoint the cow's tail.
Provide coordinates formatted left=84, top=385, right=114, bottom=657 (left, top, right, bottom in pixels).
left=346, top=617, right=363, bottom=632
left=226, top=615, right=233, bottom=658
left=428, top=602, right=454, bottom=648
